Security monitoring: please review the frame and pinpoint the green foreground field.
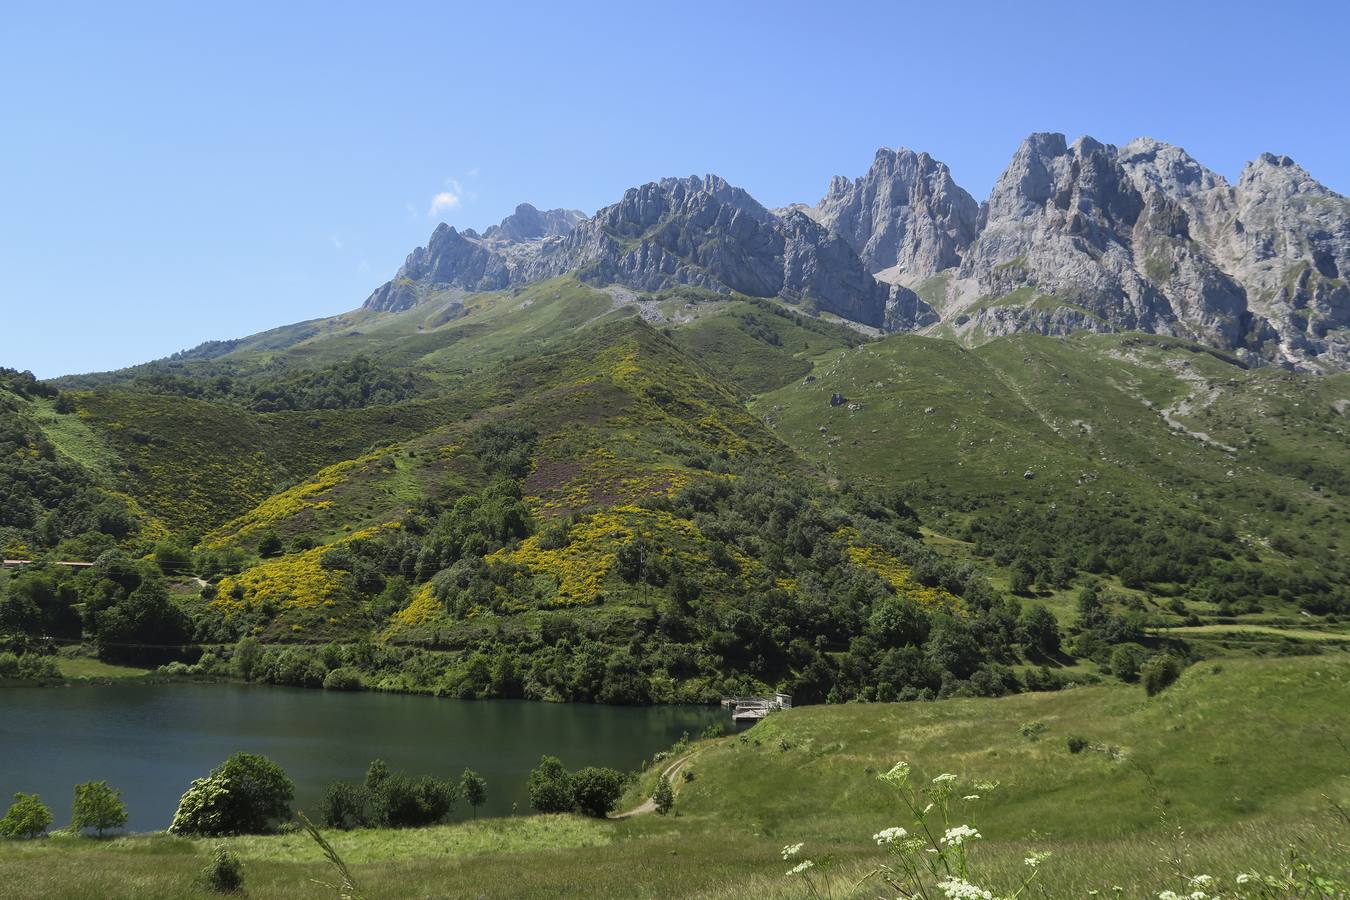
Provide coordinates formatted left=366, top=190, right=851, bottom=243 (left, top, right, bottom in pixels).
left=1, top=655, right=1346, bottom=898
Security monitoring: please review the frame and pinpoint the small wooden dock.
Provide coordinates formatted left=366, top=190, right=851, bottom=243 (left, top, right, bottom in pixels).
left=722, top=692, right=793, bottom=723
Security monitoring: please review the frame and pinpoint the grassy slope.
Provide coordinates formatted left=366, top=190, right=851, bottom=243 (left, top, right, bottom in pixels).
left=751, top=330, right=1350, bottom=618
left=2, top=655, right=1345, bottom=898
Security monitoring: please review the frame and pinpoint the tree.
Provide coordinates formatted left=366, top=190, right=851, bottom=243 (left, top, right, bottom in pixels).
left=1009, top=560, right=1035, bottom=596
left=527, top=756, right=575, bottom=813
left=571, top=767, right=624, bottom=818
left=365, top=758, right=389, bottom=790
left=318, top=781, right=369, bottom=830
left=460, top=769, right=487, bottom=819
left=1141, top=654, right=1184, bottom=697
left=234, top=637, right=260, bottom=681
left=1107, top=643, right=1149, bottom=682
left=1018, top=605, right=1062, bottom=657
left=652, top=774, right=674, bottom=816
left=70, top=781, right=128, bottom=837
left=169, top=752, right=294, bottom=836
left=257, top=531, right=284, bottom=558
left=0, top=793, right=52, bottom=839
left=369, top=773, right=456, bottom=828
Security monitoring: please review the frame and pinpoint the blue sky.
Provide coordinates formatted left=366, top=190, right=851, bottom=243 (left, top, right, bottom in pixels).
left=3, top=0, right=1346, bottom=377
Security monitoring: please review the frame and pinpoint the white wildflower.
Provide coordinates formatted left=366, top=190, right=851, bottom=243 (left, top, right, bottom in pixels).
left=787, top=860, right=814, bottom=876
left=873, top=826, right=908, bottom=845
left=1235, top=873, right=1251, bottom=885
left=936, top=877, right=993, bottom=900
left=1188, top=876, right=1213, bottom=888
left=932, top=773, right=958, bottom=784
left=941, top=824, right=982, bottom=846
left=1159, top=892, right=1182, bottom=900
left=962, top=794, right=980, bottom=801
left=1023, top=850, right=1050, bottom=868
left=923, top=802, right=935, bottom=815
left=781, top=842, right=803, bottom=860
left=879, top=761, right=911, bottom=786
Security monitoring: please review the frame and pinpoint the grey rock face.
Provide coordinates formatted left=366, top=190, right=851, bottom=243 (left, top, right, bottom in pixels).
left=365, top=175, right=895, bottom=327
left=956, top=134, right=1251, bottom=351
left=481, top=203, right=584, bottom=246
left=360, top=138, right=1350, bottom=370
left=810, top=148, right=980, bottom=276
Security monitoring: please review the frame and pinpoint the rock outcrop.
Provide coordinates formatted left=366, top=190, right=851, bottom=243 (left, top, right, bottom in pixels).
left=365, top=175, right=913, bottom=328
left=362, top=136, right=1349, bottom=370
left=808, top=147, right=979, bottom=278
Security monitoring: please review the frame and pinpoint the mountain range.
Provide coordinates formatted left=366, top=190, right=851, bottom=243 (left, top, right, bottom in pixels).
left=364, top=134, right=1350, bottom=371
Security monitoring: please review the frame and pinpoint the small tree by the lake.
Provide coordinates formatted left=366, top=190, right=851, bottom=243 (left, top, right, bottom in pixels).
left=527, top=756, right=575, bottom=813
left=460, top=768, right=487, bottom=818
left=572, top=767, right=624, bottom=818
left=653, top=774, right=674, bottom=815
left=70, top=780, right=128, bottom=837
left=169, top=752, right=295, bottom=836
left=0, top=793, right=53, bottom=839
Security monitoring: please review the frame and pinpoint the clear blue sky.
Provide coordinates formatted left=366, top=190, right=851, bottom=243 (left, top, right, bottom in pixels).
left=3, top=0, right=1346, bottom=377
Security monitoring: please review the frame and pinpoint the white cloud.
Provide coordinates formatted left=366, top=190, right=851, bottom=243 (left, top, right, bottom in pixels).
left=467, top=167, right=481, bottom=177
left=330, top=234, right=344, bottom=251
left=428, top=190, right=461, bottom=217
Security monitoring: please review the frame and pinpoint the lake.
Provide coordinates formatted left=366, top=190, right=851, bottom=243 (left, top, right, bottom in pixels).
left=0, top=682, right=724, bottom=831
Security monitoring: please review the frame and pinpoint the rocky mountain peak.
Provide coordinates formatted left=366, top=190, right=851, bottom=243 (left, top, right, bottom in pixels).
left=482, top=203, right=585, bottom=245
left=810, top=145, right=979, bottom=278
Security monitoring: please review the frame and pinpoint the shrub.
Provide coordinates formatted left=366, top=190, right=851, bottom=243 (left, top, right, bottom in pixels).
left=460, top=768, right=487, bottom=818
left=169, top=752, right=295, bottom=836
left=319, top=781, right=370, bottom=830
left=1018, top=721, right=1048, bottom=742
left=653, top=774, right=674, bottom=815
left=1108, top=643, right=1149, bottom=682
left=70, top=780, right=128, bottom=837
left=571, top=767, right=624, bottom=818
left=233, top=636, right=260, bottom=681
left=1141, top=654, right=1184, bottom=696
left=0, top=793, right=52, bottom=839
left=322, top=667, right=363, bottom=691
left=1066, top=735, right=1090, bottom=754
left=202, top=847, right=244, bottom=894
left=527, top=756, right=575, bottom=813
left=370, top=773, right=456, bottom=828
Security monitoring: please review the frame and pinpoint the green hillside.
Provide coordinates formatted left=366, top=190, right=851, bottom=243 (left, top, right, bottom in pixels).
left=3, top=283, right=1348, bottom=706
left=753, top=332, right=1350, bottom=624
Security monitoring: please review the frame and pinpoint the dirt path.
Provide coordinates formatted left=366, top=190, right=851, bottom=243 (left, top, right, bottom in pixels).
left=612, top=747, right=703, bottom=819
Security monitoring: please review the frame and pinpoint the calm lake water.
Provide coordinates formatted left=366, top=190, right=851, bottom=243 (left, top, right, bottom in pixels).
left=0, top=682, right=723, bottom=832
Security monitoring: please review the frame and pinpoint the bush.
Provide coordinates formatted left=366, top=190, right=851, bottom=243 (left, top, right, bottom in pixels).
left=460, top=768, right=487, bottom=818
left=653, top=774, right=674, bottom=815
left=1018, top=721, right=1047, bottom=742
left=322, top=667, right=363, bottom=691
left=70, top=780, right=128, bottom=837
left=527, top=756, right=575, bottom=813
left=319, top=781, right=370, bottom=830
left=1108, top=643, right=1149, bottom=682
left=169, top=752, right=295, bottom=836
left=1066, top=735, right=1089, bottom=754
left=202, top=847, right=244, bottom=894
left=1141, top=654, right=1184, bottom=696
left=370, top=773, right=456, bottom=828
left=571, top=767, right=624, bottom=818
left=0, top=793, right=52, bottom=839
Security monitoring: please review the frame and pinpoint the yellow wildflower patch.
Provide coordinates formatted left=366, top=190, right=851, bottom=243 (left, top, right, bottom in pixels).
left=488, top=505, right=704, bottom=606
left=840, top=534, right=963, bottom=613
left=392, top=581, right=441, bottom=627
left=203, top=447, right=394, bottom=548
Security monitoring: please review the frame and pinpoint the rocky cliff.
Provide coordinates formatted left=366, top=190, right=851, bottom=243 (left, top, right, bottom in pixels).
left=364, top=135, right=1348, bottom=370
